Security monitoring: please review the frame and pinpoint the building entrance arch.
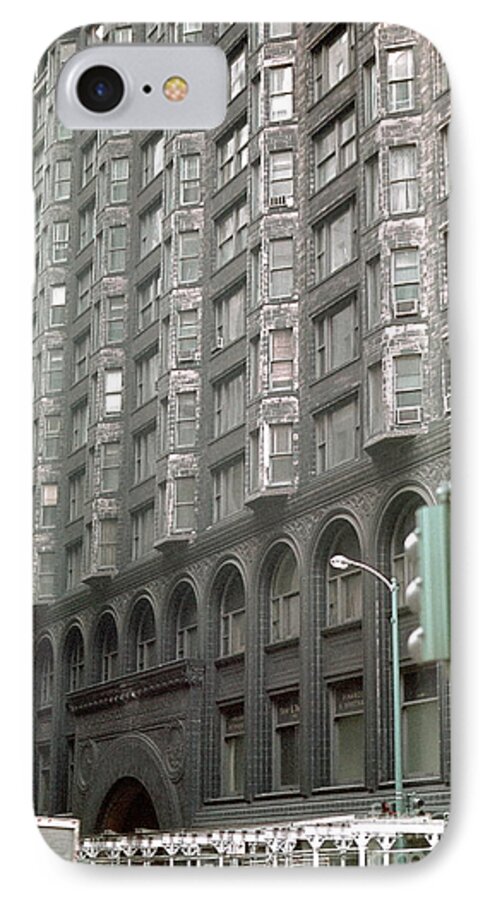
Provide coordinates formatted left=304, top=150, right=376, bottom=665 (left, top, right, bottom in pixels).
left=96, top=777, right=159, bottom=833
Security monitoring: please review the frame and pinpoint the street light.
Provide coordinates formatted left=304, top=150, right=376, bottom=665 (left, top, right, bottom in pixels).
left=329, top=554, right=404, bottom=817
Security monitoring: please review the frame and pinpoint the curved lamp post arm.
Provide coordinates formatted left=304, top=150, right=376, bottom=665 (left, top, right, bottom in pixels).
left=329, top=554, right=396, bottom=593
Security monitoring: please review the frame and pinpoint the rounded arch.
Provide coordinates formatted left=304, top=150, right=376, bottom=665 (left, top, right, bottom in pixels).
left=96, top=778, right=159, bottom=833
left=81, top=733, right=182, bottom=836
left=35, top=635, right=55, bottom=709
left=375, top=486, right=432, bottom=596
left=312, top=514, right=364, bottom=628
left=165, top=579, right=198, bottom=661
left=92, top=610, right=119, bottom=684
left=62, top=623, right=85, bottom=693
left=209, top=560, right=246, bottom=658
left=258, top=540, right=301, bottom=644
left=126, top=595, right=157, bottom=674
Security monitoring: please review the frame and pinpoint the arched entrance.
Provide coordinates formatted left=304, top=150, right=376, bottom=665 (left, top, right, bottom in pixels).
left=96, top=777, right=159, bottom=833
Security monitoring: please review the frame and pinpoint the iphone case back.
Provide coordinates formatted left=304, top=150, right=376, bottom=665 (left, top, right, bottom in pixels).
left=33, top=21, right=451, bottom=866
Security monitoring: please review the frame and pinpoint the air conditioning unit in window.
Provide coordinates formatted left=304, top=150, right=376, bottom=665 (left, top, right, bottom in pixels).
left=269, top=195, right=293, bottom=208
left=394, top=298, right=418, bottom=316
left=178, top=350, right=196, bottom=362
left=396, top=406, right=422, bottom=425
left=212, top=336, right=224, bottom=353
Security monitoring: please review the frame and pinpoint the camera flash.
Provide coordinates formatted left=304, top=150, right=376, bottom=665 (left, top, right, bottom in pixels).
left=163, top=75, right=189, bottom=102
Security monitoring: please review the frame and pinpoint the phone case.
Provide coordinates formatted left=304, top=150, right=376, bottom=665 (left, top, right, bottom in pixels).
left=33, top=21, right=451, bottom=866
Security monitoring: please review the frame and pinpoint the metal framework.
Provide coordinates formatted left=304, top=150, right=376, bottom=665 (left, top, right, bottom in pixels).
left=77, top=816, right=445, bottom=867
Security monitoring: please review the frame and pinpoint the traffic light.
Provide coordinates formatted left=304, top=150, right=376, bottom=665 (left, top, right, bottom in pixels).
left=404, top=485, right=451, bottom=663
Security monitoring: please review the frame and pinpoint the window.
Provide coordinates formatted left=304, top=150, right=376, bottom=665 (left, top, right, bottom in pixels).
left=273, top=693, right=300, bottom=789
left=442, top=339, right=451, bottom=414
left=96, top=614, right=118, bottom=681
left=315, top=396, right=358, bottom=472
left=164, top=161, right=174, bottom=214
left=141, top=135, right=164, bottom=188
left=133, top=426, right=156, bottom=483
left=363, top=58, right=377, bottom=124
left=101, top=442, right=120, bottom=491
left=213, top=456, right=244, bottom=522
left=131, top=504, right=155, bottom=560
left=104, top=369, right=123, bottom=414
left=269, top=238, right=294, bottom=297
left=174, top=477, right=196, bottom=531
left=251, top=76, right=261, bottom=131
left=331, top=679, right=364, bottom=784
left=365, top=154, right=380, bottom=224
left=216, top=199, right=248, bottom=267
left=270, top=548, right=300, bottom=642
left=66, top=629, right=84, bottom=690
left=313, top=106, right=356, bottom=190
left=36, top=746, right=50, bottom=814
left=73, top=331, right=90, bottom=382
left=269, top=23, right=292, bottom=37
left=68, top=470, right=85, bottom=522
left=180, top=154, right=200, bottom=204
left=268, top=423, right=293, bottom=484
left=54, top=160, right=71, bottom=200
left=41, top=484, right=58, bottom=527
left=314, top=296, right=357, bottom=378
left=394, top=354, right=422, bottom=424
left=131, top=602, right=156, bottom=671
left=269, top=66, right=293, bottom=121
left=440, top=126, right=449, bottom=197
left=387, top=47, right=414, bottom=112
left=249, top=23, right=264, bottom=50
left=178, top=230, right=200, bottom=282
left=249, top=335, right=261, bottom=398
left=71, top=399, right=88, bottom=450
left=106, top=296, right=125, bottom=342
left=66, top=541, right=83, bottom=590
left=403, top=668, right=440, bottom=777
left=368, top=362, right=384, bottom=435
left=135, top=349, right=158, bottom=406
left=220, top=569, right=245, bottom=656
left=38, top=553, right=56, bottom=600
left=37, top=642, right=54, bottom=708
left=214, top=369, right=245, bottom=437
left=176, top=392, right=197, bottom=447
left=249, top=429, right=260, bottom=493
left=229, top=46, right=246, bottom=100
left=181, top=22, right=202, bottom=43
left=314, top=201, right=356, bottom=280
left=250, top=245, right=261, bottom=305
left=175, top=587, right=198, bottom=657
left=391, top=499, right=423, bottom=599
left=110, top=157, right=129, bottom=202
left=52, top=222, right=69, bottom=262
left=392, top=248, right=420, bottom=315
left=270, top=328, right=294, bottom=390
left=366, top=256, right=381, bottom=328
left=137, top=273, right=159, bottom=331
left=44, top=415, right=61, bottom=459
left=214, top=284, right=245, bottom=348
left=326, top=524, right=362, bottom=625
left=269, top=150, right=293, bottom=200
left=108, top=225, right=127, bottom=271
left=313, top=28, right=350, bottom=100
left=250, top=159, right=261, bottom=219
left=46, top=348, right=63, bottom=392
left=50, top=285, right=66, bottom=326
left=222, top=705, right=245, bottom=796
left=139, top=203, right=161, bottom=257
left=77, top=266, right=92, bottom=316
left=389, top=145, right=418, bottom=213
left=177, top=308, right=198, bottom=359
left=81, top=139, right=96, bottom=186
left=217, top=120, right=249, bottom=187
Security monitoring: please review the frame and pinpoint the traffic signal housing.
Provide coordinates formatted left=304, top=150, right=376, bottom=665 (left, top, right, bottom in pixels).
left=404, top=487, right=451, bottom=663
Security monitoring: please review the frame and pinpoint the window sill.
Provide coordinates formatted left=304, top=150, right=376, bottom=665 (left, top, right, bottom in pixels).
left=215, top=652, right=245, bottom=669
left=264, top=637, right=299, bottom=654
left=321, top=620, right=362, bottom=637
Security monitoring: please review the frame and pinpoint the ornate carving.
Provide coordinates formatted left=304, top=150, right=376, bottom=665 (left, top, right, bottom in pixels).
left=162, top=718, right=186, bottom=781
left=78, top=738, right=98, bottom=794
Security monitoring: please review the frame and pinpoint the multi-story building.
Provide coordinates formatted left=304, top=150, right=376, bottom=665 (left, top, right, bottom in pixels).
left=33, top=22, right=450, bottom=837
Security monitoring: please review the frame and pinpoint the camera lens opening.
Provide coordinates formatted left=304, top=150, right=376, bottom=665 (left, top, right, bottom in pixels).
left=76, top=66, right=124, bottom=113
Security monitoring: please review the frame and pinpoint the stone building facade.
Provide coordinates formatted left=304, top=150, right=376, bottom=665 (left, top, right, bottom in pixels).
left=33, top=21, right=451, bottom=836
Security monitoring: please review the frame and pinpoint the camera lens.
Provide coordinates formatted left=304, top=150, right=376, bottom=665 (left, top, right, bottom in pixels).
left=76, top=66, right=124, bottom=113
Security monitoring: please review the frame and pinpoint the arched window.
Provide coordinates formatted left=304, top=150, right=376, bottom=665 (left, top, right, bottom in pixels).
left=128, top=600, right=156, bottom=673
left=175, top=585, right=198, bottom=659
left=390, top=497, right=424, bottom=602
left=220, top=568, right=245, bottom=656
left=326, top=522, right=362, bottom=626
left=93, top=613, right=118, bottom=683
left=36, top=638, right=54, bottom=708
left=65, top=627, right=84, bottom=693
left=270, top=546, right=300, bottom=642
